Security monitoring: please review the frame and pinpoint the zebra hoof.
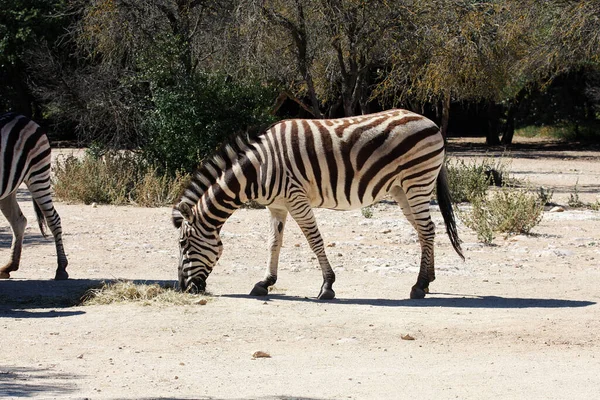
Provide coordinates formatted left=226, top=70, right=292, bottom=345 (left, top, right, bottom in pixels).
left=250, top=283, right=269, bottom=296
left=54, top=270, right=69, bottom=280
left=410, top=285, right=427, bottom=299
left=0, top=271, right=10, bottom=279
left=317, top=288, right=335, bottom=300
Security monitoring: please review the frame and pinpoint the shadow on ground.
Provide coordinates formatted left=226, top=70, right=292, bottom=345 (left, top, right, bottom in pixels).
left=0, top=366, right=78, bottom=398
left=447, top=139, right=600, bottom=160
left=222, top=293, right=596, bottom=309
left=0, top=279, right=178, bottom=317
left=0, top=229, right=50, bottom=249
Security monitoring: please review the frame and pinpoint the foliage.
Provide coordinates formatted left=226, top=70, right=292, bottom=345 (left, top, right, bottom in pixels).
left=567, top=180, right=584, bottom=208
left=361, top=206, right=374, bottom=219
left=460, top=187, right=544, bottom=244
left=0, top=0, right=71, bottom=115
left=141, top=73, right=277, bottom=175
left=446, top=158, right=508, bottom=203
left=3, top=0, right=600, bottom=156
left=53, top=152, right=190, bottom=206
left=537, top=186, right=554, bottom=206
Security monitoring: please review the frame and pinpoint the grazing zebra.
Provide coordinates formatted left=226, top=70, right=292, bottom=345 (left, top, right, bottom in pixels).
left=173, top=109, right=463, bottom=299
left=0, top=113, right=68, bottom=280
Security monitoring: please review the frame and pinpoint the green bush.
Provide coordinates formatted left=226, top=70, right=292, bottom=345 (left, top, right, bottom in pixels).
left=53, top=152, right=189, bottom=207
left=141, top=74, right=277, bottom=176
left=460, top=187, right=544, bottom=244
left=446, top=158, right=508, bottom=203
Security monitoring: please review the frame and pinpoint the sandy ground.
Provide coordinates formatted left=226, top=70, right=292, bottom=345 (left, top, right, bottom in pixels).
left=1, top=138, right=600, bottom=399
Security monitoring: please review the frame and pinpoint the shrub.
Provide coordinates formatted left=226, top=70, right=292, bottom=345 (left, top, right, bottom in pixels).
left=141, top=74, right=278, bottom=176
left=53, top=152, right=189, bottom=206
left=132, top=169, right=190, bottom=207
left=445, top=158, right=508, bottom=203
left=460, top=187, right=544, bottom=244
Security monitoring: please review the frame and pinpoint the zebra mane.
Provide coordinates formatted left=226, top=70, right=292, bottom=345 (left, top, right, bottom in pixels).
left=172, top=123, right=274, bottom=228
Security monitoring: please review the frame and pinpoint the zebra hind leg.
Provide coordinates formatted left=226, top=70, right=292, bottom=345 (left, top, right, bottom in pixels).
left=391, top=185, right=436, bottom=299
left=29, top=189, right=68, bottom=280
left=0, top=193, right=27, bottom=279
left=250, top=206, right=288, bottom=296
left=288, top=199, right=335, bottom=300
left=391, top=186, right=435, bottom=298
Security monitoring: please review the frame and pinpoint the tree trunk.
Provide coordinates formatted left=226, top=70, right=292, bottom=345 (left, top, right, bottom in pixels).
left=484, top=101, right=500, bottom=146
left=501, top=88, right=527, bottom=145
left=500, top=104, right=516, bottom=145
left=441, top=92, right=450, bottom=139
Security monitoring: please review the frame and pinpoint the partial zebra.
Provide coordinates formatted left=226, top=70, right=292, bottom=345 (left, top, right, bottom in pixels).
left=0, top=113, right=68, bottom=280
left=172, top=109, right=463, bottom=299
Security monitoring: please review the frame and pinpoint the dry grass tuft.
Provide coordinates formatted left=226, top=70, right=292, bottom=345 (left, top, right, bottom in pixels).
left=80, top=281, right=210, bottom=306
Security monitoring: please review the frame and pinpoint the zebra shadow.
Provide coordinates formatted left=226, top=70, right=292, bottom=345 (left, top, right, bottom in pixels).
left=0, top=278, right=180, bottom=318
left=0, top=228, right=50, bottom=249
left=0, top=366, right=78, bottom=398
left=222, top=293, right=595, bottom=309
left=0, top=278, right=101, bottom=318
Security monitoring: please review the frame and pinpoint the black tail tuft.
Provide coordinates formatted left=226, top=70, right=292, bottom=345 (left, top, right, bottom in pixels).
left=436, top=164, right=464, bottom=260
left=33, top=200, right=48, bottom=238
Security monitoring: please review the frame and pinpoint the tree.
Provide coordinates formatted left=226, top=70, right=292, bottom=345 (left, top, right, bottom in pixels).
left=0, top=0, right=70, bottom=117
left=375, top=0, right=538, bottom=143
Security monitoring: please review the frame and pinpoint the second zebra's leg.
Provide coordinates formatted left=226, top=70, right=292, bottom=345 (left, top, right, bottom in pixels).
left=0, top=193, right=27, bottom=279
left=250, top=205, right=288, bottom=296
left=288, top=199, right=335, bottom=300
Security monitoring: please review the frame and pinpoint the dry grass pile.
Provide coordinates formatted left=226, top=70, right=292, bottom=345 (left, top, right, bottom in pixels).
left=80, top=281, right=209, bottom=306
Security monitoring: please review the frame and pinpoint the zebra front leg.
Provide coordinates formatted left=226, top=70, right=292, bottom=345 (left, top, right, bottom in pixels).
left=288, top=201, right=335, bottom=300
left=0, top=194, right=27, bottom=279
left=250, top=206, right=288, bottom=296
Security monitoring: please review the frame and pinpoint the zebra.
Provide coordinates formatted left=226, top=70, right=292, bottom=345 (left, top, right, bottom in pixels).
left=0, top=113, right=68, bottom=280
left=172, top=109, right=463, bottom=300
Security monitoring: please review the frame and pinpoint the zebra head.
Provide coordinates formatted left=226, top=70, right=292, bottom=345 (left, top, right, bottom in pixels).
left=173, top=201, right=223, bottom=294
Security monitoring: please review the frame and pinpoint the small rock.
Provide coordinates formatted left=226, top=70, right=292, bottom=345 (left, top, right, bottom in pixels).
left=195, top=299, right=207, bottom=305
left=380, top=229, right=392, bottom=234
left=252, top=351, right=271, bottom=359
left=327, top=242, right=336, bottom=248
left=91, top=202, right=98, bottom=208
left=401, top=334, right=415, bottom=341
left=549, top=206, right=565, bottom=213
left=77, top=354, right=84, bottom=359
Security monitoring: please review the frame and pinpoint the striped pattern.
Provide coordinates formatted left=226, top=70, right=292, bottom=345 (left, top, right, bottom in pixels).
left=173, top=109, right=463, bottom=299
left=0, top=113, right=68, bottom=280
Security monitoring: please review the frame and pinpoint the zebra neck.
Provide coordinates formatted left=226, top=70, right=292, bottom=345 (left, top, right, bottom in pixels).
left=196, top=161, right=261, bottom=230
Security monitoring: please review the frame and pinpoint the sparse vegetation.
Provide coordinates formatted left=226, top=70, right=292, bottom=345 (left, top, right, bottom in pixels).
left=53, top=152, right=190, bottom=207
left=361, top=206, right=374, bottom=219
left=80, top=281, right=209, bottom=306
left=446, top=157, right=509, bottom=203
left=537, top=186, right=555, bottom=206
left=568, top=180, right=585, bottom=208
left=460, top=186, right=544, bottom=244
left=449, top=158, right=546, bottom=244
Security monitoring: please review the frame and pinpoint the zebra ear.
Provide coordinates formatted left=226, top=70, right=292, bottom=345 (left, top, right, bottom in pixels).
left=177, top=202, right=195, bottom=224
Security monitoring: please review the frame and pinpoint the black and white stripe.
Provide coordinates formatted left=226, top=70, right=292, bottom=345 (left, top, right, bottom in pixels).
left=173, top=109, right=463, bottom=299
left=0, top=113, right=68, bottom=280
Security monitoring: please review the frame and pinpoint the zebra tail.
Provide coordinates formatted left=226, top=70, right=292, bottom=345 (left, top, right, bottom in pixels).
left=436, top=163, right=464, bottom=260
left=32, top=200, right=48, bottom=238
